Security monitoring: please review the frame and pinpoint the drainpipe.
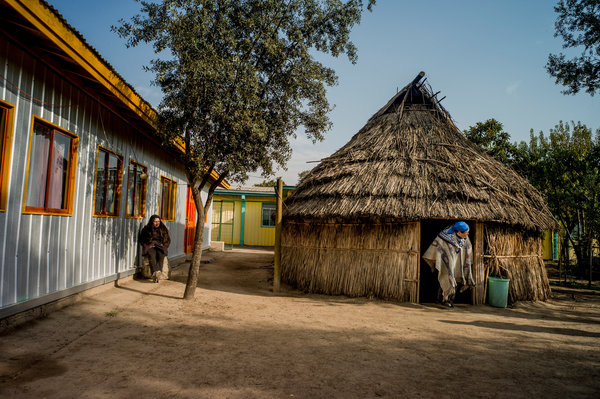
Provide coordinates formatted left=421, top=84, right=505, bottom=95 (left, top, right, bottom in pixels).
left=240, top=195, right=245, bottom=246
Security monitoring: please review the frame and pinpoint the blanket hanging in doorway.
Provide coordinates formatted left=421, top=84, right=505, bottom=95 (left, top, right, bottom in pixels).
left=423, top=226, right=475, bottom=302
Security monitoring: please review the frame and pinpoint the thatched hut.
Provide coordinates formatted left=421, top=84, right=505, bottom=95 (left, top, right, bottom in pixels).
left=281, top=72, right=557, bottom=305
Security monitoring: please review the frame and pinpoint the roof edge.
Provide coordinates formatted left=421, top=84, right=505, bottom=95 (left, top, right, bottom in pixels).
left=211, top=169, right=230, bottom=189
left=9, top=0, right=230, bottom=190
left=8, top=0, right=157, bottom=127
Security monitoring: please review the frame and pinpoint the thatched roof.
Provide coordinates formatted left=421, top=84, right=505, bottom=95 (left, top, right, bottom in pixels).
left=284, top=72, right=557, bottom=232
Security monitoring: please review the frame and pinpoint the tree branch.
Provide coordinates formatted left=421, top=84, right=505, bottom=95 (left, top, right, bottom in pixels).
left=198, top=164, right=215, bottom=192
left=204, top=170, right=229, bottom=219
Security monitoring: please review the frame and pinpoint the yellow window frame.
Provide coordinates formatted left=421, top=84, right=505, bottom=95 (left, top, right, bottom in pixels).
left=22, top=116, right=79, bottom=216
left=92, top=145, right=124, bottom=217
left=159, top=175, right=177, bottom=221
left=125, top=160, right=147, bottom=219
left=0, top=100, right=15, bottom=212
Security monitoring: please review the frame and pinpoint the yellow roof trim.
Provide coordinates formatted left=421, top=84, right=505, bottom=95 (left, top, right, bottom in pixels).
left=8, top=0, right=230, bottom=190
left=7, top=0, right=157, bottom=126
left=211, top=169, right=230, bottom=189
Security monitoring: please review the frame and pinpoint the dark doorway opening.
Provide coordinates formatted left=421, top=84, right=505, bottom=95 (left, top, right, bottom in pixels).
left=420, top=219, right=476, bottom=304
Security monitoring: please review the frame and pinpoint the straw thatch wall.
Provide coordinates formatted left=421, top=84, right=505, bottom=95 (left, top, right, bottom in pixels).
left=484, top=224, right=550, bottom=303
left=281, top=220, right=419, bottom=301
left=281, top=220, right=550, bottom=304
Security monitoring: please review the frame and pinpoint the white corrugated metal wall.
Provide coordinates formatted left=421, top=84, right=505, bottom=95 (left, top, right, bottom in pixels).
left=0, top=36, right=210, bottom=316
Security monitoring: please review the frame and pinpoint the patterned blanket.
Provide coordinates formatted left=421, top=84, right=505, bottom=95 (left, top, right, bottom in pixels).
left=423, top=227, right=475, bottom=303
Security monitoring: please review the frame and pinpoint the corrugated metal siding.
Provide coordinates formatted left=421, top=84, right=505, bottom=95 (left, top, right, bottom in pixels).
left=0, top=38, right=210, bottom=313
left=542, top=231, right=554, bottom=260
left=243, top=201, right=275, bottom=246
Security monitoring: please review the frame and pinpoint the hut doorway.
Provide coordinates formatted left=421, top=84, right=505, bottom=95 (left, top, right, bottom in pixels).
left=419, top=220, right=477, bottom=304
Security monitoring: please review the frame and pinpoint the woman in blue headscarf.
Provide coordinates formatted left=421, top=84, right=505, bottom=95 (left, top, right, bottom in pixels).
left=423, top=221, right=475, bottom=307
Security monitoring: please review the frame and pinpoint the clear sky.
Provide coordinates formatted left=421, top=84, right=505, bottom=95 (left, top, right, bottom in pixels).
left=47, top=0, right=599, bottom=185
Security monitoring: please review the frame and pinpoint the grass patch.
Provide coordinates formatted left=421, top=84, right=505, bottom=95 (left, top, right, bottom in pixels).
left=104, top=310, right=118, bottom=317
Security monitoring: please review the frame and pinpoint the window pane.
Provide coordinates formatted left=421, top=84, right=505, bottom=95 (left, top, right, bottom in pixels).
left=47, top=132, right=71, bottom=209
left=262, top=204, right=276, bottom=227
left=126, top=163, right=135, bottom=215
left=262, top=209, right=269, bottom=226
left=170, top=181, right=176, bottom=219
left=26, top=123, right=51, bottom=207
left=126, top=162, right=146, bottom=217
left=160, top=178, right=176, bottom=219
left=94, top=150, right=107, bottom=214
left=161, top=179, right=168, bottom=218
left=105, top=154, right=119, bottom=214
left=0, top=107, right=6, bottom=174
left=167, top=181, right=172, bottom=218
left=134, top=167, right=144, bottom=215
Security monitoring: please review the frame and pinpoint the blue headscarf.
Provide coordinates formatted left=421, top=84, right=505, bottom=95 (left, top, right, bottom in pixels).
left=439, top=221, right=469, bottom=253
left=448, top=221, right=469, bottom=233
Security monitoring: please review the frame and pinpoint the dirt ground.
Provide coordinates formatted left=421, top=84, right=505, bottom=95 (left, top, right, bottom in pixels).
left=1, top=247, right=599, bottom=399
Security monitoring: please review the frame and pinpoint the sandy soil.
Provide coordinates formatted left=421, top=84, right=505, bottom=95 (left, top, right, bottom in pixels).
left=1, top=247, right=599, bottom=399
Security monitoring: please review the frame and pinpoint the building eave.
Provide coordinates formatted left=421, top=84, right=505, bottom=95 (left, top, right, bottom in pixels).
left=5, top=0, right=157, bottom=127
left=3, top=0, right=230, bottom=189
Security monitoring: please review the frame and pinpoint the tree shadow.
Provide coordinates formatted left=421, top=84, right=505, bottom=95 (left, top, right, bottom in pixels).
left=457, top=296, right=600, bottom=326
left=114, top=285, right=182, bottom=300
left=167, top=258, right=424, bottom=310
left=439, top=319, right=600, bottom=338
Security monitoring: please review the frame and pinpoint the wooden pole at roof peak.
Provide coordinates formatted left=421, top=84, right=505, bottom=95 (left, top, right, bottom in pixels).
left=412, top=71, right=425, bottom=85
left=273, top=178, right=283, bottom=293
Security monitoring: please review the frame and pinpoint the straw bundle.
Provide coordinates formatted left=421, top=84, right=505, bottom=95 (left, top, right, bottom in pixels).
left=484, top=224, right=550, bottom=303
left=281, top=220, right=419, bottom=301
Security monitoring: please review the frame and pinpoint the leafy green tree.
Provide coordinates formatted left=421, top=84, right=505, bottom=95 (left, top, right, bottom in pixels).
left=463, top=118, right=516, bottom=164
left=513, top=122, right=600, bottom=285
left=254, top=178, right=285, bottom=187
left=546, top=122, right=595, bottom=278
left=582, top=134, right=600, bottom=286
left=114, top=0, right=374, bottom=299
left=297, top=169, right=310, bottom=182
left=546, top=0, right=600, bottom=96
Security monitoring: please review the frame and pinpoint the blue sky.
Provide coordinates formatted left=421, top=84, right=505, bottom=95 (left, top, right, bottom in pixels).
left=48, top=0, right=599, bottom=185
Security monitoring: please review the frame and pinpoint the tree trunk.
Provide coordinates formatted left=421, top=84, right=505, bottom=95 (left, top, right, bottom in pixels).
left=558, top=231, right=567, bottom=283
left=183, top=184, right=206, bottom=300
left=566, top=224, right=590, bottom=279
left=563, top=233, right=569, bottom=284
left=589, top=231, right=593, bottom=289
left=575, top=248, right=585, bottom=277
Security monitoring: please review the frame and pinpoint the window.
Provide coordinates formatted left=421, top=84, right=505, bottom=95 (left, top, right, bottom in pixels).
left=93, top=147, right=123, bottom=216
left=159, top=176, right=176, bottom=221
left=261, top=203, right=276, bottom=227
left=0, top=102, right=14, bottom=211
left=24, top=119, right=78, bottom=214
left=126, top=161, right=147, bottom=218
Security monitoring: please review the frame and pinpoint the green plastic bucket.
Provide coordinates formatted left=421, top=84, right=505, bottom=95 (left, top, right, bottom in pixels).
left=488, top=277, right=510, bottom=308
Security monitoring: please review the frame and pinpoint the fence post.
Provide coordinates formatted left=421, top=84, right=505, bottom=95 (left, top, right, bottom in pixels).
left=273, top=178, right=283, bottom=292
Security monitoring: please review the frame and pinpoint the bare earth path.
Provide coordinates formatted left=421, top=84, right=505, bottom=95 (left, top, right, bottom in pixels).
left=1, top=247, right=599, bottom=398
